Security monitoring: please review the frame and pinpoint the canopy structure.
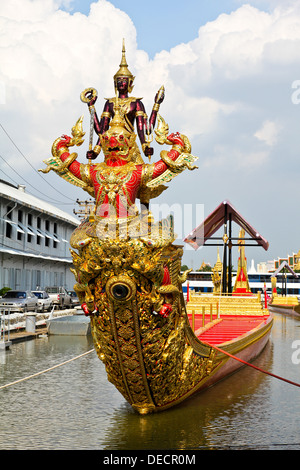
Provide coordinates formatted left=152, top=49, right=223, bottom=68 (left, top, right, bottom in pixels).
left=273, top=260, right=298, bottom=278
left=184, top=200, right=269, bottom=293
left=272, top=261, right=298, bottom=296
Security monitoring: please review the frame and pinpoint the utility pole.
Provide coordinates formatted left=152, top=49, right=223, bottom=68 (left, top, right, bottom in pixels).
left=73, top=198, right=94, bottom=220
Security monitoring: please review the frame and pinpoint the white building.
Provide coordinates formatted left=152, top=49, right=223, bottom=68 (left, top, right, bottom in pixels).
left=256, top=260, right=275, bottom=273
left=0, top=180, right=79, bottom=291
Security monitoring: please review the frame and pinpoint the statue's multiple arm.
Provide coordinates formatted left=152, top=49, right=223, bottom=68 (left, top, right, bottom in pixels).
left=86, top=86, right=165, bottom=160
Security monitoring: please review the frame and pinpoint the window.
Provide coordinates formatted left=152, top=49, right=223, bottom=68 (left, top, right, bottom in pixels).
left=17, top=210, right=23, bottom=240
left=27, top=213, right=32, bottom=243
left=45, top=219, right=50, bottom=247
left=5, top=205, right=13, bottom=238
left=53, top=221, right=58, bottom=248
left=37, top=216, right=41, bottom=245
left=5, top=221, right=12, bottom=238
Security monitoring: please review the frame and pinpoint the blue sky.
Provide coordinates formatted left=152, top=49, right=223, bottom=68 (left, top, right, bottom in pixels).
left=1, top=0, right=300, bottom=269
left=64, top=0, right=242, bottom=57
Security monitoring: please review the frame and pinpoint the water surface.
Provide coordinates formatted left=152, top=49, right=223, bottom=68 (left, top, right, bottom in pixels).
left=0, top=313, right=299, bottom=450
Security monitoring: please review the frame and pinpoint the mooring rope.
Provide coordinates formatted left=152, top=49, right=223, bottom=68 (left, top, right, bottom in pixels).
left=1, top=340, right=299, bottom=391
left=204, top=341, right=300, bottom=388
left=0, top=349, right=95, bottom=390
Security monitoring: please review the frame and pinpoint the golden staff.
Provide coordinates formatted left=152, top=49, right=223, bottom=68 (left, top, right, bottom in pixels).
left=80, top=87, right=98, bottom=155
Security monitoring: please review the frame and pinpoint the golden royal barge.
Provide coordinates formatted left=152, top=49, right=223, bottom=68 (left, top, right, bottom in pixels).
left=40, top=41, right=273, bottom=414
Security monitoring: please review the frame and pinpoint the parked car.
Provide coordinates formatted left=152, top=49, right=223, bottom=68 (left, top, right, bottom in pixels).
left=32, top=291, right=53, bottom=312
left=0, top=290, right=38, bottom=313
left=68, top=290, right=80, bottom=306
left=45, top=286, right=73, bottom=309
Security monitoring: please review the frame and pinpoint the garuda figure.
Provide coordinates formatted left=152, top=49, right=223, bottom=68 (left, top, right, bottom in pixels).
left=39, top=43, right=215, bottom=415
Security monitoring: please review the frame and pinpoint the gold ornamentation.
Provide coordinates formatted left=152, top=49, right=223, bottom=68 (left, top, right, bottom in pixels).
left=212, top=248, right=223, bottom=295
left=76, top=233, right=216, bottom=412
left=93, top=145, right=101, bottom=155
left=154, top=114, right=170, bottom=145
left=101, top=112, right=111, bottom=118
left=80, top=87, right=98, bottom=104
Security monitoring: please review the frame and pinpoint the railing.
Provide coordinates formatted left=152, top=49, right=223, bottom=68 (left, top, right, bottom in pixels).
left=189, top=291, right=262, bottom=298
left=187, top=291, right=267, bottom=332
left=0, top=308, right=11, bottom=345
left=190, top=303, right=218, bottom=332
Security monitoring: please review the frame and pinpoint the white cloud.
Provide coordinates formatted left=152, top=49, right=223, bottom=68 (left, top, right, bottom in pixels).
left=254, top=120, right=281, bottom=146
left=0, top=0, right=137, bottom=163
left=1, top=0, right=300, bottom=265
left=0, top=1, right=298, bottom=154
left=202, top=145, right=270, bottom=170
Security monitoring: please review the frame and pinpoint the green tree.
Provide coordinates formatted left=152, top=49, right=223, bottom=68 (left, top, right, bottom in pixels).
left=0, top=287, right=11, bottom=297
left=197, top=265, right=212, bottom=272
left=181, top=265, right=189, bottom=271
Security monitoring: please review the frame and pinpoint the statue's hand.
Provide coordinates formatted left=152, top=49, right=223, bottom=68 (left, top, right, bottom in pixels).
left=167, top=132, right=184, bottom=147
left=144, top=146, right=154, bottom=157
left=88, top=95, right=97, bottom=107
left=86, top=150, right=98, bottom=160
left=85, top=89, right=97, bottom=106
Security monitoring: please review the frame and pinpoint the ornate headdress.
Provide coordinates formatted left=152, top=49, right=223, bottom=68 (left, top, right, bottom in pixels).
left=113, top=39, right=135, bottom=93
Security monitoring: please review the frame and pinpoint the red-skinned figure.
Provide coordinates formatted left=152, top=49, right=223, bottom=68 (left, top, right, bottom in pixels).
left=55, top=109, right=189, bottom=220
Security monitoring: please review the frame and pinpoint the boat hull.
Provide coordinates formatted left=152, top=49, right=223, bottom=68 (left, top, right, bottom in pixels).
left=69, top=219, right=273, bottom=414
left=194, top=318, right=272, bottom=394
left=154, top=312, right=273, bottom=412
left=90, top=286, right=273, bottom=413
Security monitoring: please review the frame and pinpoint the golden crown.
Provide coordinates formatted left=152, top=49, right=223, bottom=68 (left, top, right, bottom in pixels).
left=113, top=39, right=135, bottom=90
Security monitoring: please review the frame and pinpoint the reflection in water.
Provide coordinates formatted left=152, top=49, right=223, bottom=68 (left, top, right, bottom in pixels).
left=102, top=342, right=274, bottom=450
left=0, top=314, right=300, bottom=450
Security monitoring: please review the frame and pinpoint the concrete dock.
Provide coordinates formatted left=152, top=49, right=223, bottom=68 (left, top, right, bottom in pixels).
left=3, top=325, right=48, bottom=344
left=0, top=308, right=78, bottom=348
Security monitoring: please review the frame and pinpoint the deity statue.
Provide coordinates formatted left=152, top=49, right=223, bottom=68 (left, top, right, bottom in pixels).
left=80, top=39, right=164, bottom=164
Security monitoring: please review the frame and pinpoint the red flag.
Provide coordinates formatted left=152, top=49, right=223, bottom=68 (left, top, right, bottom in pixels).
left=263, top=282, right=267, bottom=309
left=187, top=281, right=190, bottom=303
